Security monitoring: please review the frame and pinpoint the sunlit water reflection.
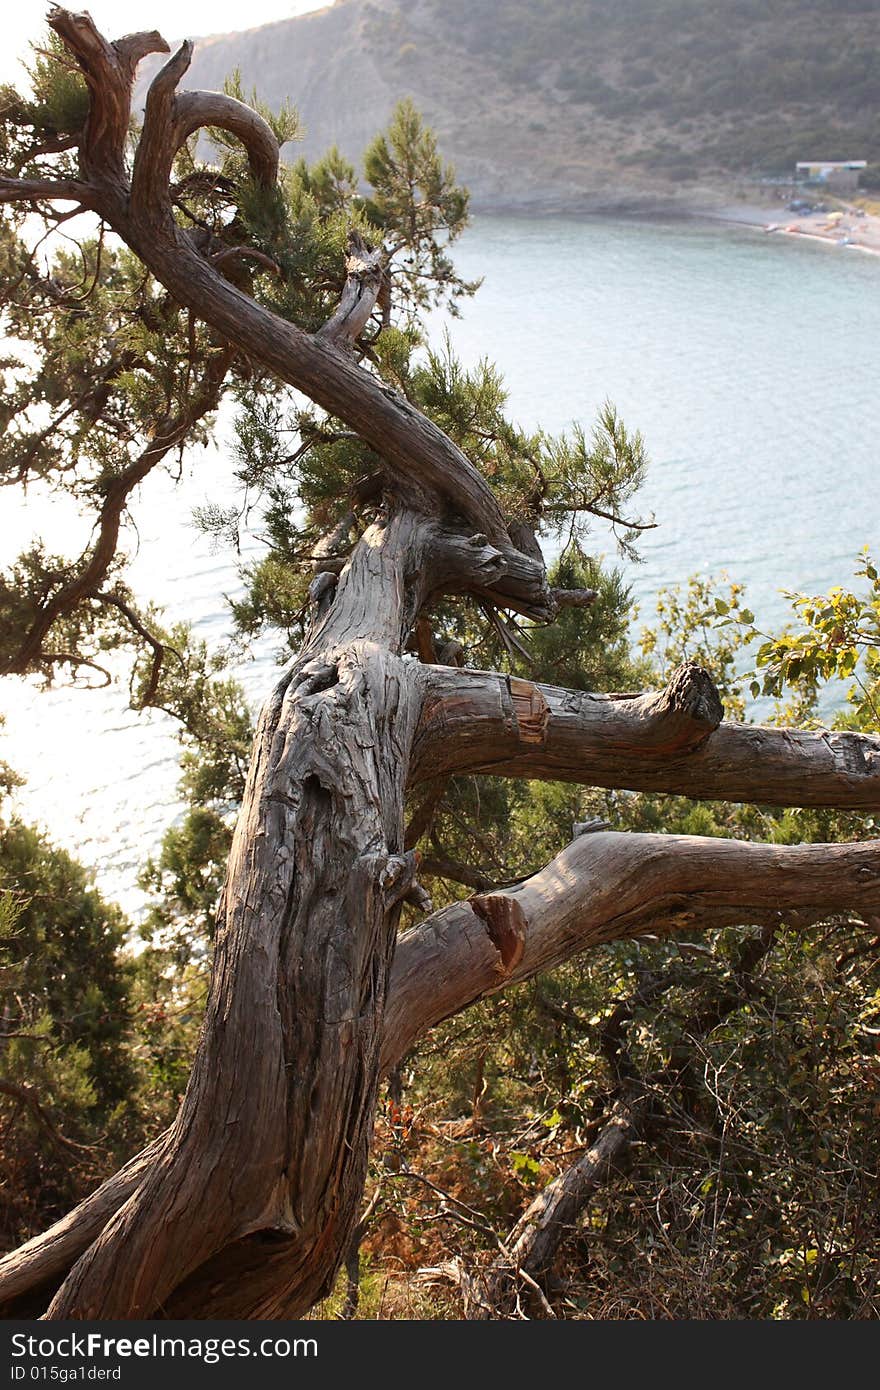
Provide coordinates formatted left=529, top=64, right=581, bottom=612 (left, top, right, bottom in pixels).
left=2, top=215, right=878, bottom=913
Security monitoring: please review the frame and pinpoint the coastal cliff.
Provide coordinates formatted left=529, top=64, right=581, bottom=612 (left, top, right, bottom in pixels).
left=139, top=0, right=880, bottom=213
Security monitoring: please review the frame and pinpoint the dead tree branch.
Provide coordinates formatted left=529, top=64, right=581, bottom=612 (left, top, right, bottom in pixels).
left=414, top=662, right=880, bottom=809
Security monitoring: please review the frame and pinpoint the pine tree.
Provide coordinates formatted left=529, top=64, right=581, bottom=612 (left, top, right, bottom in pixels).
left=0, top=10, right=877, bottom=1318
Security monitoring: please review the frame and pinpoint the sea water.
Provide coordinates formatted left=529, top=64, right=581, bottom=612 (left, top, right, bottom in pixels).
left=1, top=215, right=878, bottom=910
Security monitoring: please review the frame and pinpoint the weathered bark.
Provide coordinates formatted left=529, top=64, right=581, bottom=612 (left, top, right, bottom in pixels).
left=414, top=663, right=880, bottom=809
left=1, top=9, right=878, bottom=1323
left=382, top=831, right=880, bottom=1070
left=27, top=503, right=542, bottom=1318
left=317, top=229, right=386, bottom=352
left=0, top=10, right=552, bottom=1318
left=44, top=510, right=436, bottom=1319
left=2, top=824, right=877, bottom=1314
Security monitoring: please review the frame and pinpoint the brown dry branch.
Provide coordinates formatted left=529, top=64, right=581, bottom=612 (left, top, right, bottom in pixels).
left=0, top=9, right=877, bottom=1320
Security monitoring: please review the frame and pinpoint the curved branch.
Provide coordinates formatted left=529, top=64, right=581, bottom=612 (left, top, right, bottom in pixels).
left=93, top=594, right=166, bottom=706
left=113, top=31, right=172, bottom=71
left=133, top=43, right=279, bottom=211
left=209, top=245, right=281, bottom=276
left=173, top=91, right=280, bottom=186
left=4, top=828, right=877, bottom=1313
left=413, top=662, right=880, bottom=809
left=47, top=9, right=169, bottom=185
left=119, top=238, right=521, bottom=565
left=40, top=652, right=111, bottom=685
left=382, top=830, right=880, bottom=1072
left=38, top=9, right=549, bottom=614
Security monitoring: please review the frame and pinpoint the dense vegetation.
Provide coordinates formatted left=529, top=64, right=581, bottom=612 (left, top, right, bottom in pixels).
left=367, top=0, right=880, bottom=181
left=142, top=0, right=880, bottom=203
left=4, top=557, right=879, bottom=1316
left=0, top=19, right=878, bottom=1317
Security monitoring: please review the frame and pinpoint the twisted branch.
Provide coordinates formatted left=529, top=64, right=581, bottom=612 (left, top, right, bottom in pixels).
left=32, top=9, right=552, bottom=613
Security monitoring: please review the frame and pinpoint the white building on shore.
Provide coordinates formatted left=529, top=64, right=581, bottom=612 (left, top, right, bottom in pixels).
left=795, top=160, right=866, bottom=194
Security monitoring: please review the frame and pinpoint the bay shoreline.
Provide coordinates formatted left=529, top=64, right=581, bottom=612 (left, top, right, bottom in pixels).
left=707, top=199, right=880, bottom=257
left=470, top=193, right=880, bottom=258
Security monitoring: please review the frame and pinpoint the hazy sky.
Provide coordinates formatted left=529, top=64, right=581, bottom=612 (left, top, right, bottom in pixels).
left=2, top=1, right=325, bottom=86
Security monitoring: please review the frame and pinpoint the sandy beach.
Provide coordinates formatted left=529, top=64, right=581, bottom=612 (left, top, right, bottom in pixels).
left=709, top=196, right=880, bottom=257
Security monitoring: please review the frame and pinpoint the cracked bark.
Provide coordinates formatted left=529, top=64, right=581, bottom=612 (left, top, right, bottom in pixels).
left=1, top=8, right=878, bottom=1321
left=3, top=828, right=878, bottom=1315
left=414, top=663, right=880, bottom=808
left=43, top=511, right=435, bottom=1319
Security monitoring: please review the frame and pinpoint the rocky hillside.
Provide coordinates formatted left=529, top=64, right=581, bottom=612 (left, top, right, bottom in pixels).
left=145, top=0, right=880, bottom=211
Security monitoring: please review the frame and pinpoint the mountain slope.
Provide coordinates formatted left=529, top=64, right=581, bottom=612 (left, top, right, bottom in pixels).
left=148, top=0, right=880, bottom=210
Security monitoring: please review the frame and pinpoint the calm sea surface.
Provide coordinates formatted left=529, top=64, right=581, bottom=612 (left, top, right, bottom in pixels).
left=2, top=215, right=879, bottom=911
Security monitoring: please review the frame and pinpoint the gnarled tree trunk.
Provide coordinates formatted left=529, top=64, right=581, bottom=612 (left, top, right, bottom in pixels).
left=47, top=512, right=432, bottom=1318
left=1, top=9, right=879, bottom=1319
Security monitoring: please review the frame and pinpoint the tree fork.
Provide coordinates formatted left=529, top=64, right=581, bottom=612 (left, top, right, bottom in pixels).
left=1, top=7, right=877, bottom=1324
left=24, top=9, right=552, bottom=620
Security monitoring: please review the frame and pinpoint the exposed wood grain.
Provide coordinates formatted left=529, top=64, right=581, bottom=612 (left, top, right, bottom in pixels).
left=414, top=663, right=880, bottom=808
left=46, top=511, right=435, bottom=1318
left=5, top=825, right=878, bottom=1314
left=317, top=230, right=386, bottom=351
left=382, top=831, right=880, bottom=1070
left=2, top=7, right=876, bottom=1324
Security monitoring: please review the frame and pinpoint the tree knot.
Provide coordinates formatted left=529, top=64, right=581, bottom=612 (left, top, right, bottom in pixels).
left=470, top=893, right=527, bottom=977
left=508, top=677, right=549, bottom=747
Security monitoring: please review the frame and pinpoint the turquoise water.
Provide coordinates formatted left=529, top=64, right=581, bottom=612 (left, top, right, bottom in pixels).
left=442, top=216, right=880, bottom=620
left=1, top=215, right=878, bottom=909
